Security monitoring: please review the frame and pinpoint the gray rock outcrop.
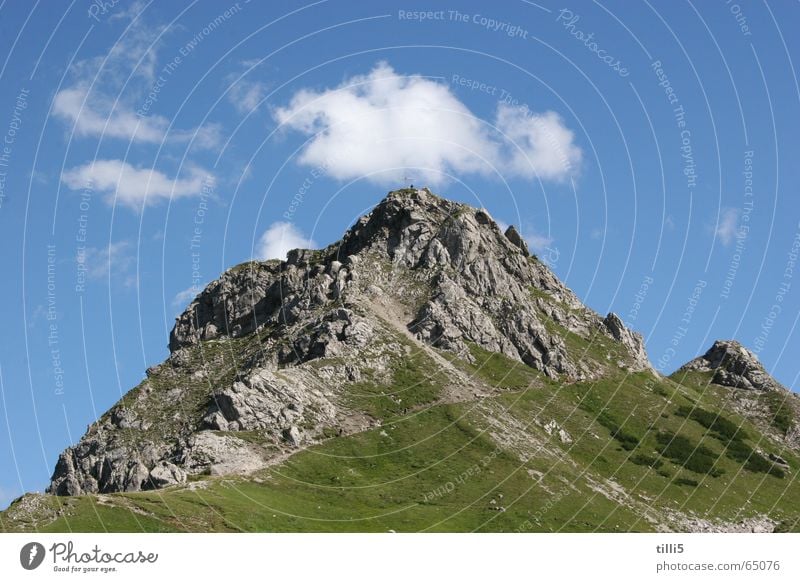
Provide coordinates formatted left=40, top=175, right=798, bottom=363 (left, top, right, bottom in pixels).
left=504, top=225, right=530, bottom=256
left=679, top=340, right=787, bottom=391
left=603, top=313, right=654, bottom=373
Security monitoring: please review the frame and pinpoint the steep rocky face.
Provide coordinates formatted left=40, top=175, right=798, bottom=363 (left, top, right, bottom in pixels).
left=170, top=188, right=652, bottom=379
left=49, top=188, right=654, bottom=496
left=679, top=340, right=787, bottom=392
left=603, top=313, right=652, bottom=373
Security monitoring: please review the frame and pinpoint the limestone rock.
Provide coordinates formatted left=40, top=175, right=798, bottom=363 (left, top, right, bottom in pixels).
left=148, top=462, right=187, bottom=488
left=544, top=420, right=572, bottom=444
left=179, top=432, right=269, bottom=476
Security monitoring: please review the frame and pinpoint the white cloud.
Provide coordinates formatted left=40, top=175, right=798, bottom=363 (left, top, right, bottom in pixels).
left=273, top=62, right=581, bottom=185
left=256, top=222, right=316, bottom=260
left=715, top=208, right=739, bottom=246
left=62, top=160, right=213, bottom=210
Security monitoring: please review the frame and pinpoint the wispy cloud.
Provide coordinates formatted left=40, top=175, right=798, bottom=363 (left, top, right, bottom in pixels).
left=77, top=241, right=136, bottom=283
left=256, top=222, right=316, bottom=260
left=715, top=208, right=740, bottom=246
left=50, top=6, right=220, bottom=149
left=62, top=160, right=213, bottom=210
left=226, top=65, right=270, bottom=114
left=273, top=62, right=581, bottom=185
left=74, top=1, right=160, bottom=86
left=53, top=86, right=222, bottom=149
left=53, top=87, right=166, bottom=142
left=172, top=284, right=203, bottom=309
left=523, top=229, right=554, bottom=253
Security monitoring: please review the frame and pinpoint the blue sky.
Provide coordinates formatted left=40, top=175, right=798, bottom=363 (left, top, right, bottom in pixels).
left=1, top=0, right=799, bottom=508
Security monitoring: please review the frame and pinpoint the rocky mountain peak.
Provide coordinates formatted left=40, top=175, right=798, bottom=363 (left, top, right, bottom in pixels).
left=49, top=187, right=656, bottom=497
left=680, top=339, right=787, bottom=392
left=337, top=187, right=509, bottom=261
left=169, top=188, right=652, bottom=375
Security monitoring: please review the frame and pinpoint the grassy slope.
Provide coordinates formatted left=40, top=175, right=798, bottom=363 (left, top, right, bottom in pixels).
left=3, top=341, right=798, bottom=533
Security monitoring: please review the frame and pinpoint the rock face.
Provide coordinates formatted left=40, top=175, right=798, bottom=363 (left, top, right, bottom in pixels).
left=679, top=340, right=787, bottom=392
left=504, top=225, right=530, bottom=257
left=49, top=188, right=659, bottom=496
left=603, top=313, right=654, bottom=373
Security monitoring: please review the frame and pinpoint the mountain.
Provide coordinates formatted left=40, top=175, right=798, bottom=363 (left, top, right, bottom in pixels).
left=2, top=188, right=799, bottom=533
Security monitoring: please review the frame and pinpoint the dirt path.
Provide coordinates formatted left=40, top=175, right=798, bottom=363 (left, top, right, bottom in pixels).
left=365, top=293, right=495, bottom=403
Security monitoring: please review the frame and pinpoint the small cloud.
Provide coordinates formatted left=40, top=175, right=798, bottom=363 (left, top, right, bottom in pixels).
left=715, top=208, right=739, bottom=246
left=61, top=160, right=214, bottom=211
left=77, top=241, right=135, bottom=281
left=522, top=229, right=554, bottom=253
left=108, top=0, right=148, bottom=23
left=274, top=62, right=581, bottom=185
left=226, top=74, right=270, bottom=114
left=495, top=219, right=509, bottom=232
left=172, top=284, right=203, bottom=309
left=31, top=170, right=49, bottom=185
left=590, top=227, right=605, bottom=240
left=256, top=222, right=316, bottom=260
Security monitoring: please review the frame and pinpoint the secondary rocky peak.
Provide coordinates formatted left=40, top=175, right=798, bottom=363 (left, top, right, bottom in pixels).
left=503, top=225, right=530, bottom=257
left=680, top=339, right=787, bottom=392
left=603, top=313, right=652, bottom=373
